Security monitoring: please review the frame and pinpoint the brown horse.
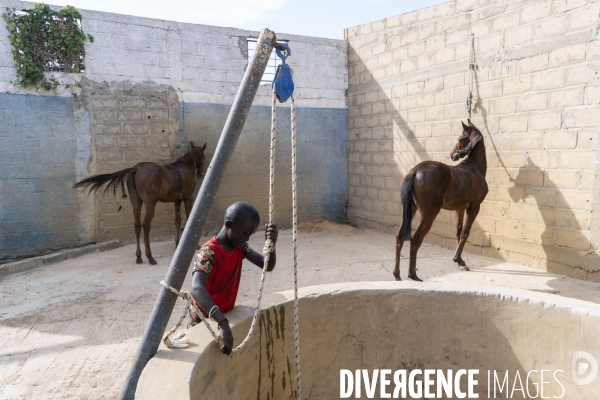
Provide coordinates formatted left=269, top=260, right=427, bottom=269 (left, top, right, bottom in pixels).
left=393, top=120, right=488, bottom=281
left=74, top=142, right=207, bottom=265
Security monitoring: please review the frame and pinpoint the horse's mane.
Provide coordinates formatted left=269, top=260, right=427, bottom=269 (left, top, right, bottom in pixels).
left=171, top=149, right=201, bottom=165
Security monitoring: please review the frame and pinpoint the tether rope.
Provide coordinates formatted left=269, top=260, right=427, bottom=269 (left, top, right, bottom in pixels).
left=466, top=33, right=475, bottom=119
left=160, top=90, right=302, bottom=399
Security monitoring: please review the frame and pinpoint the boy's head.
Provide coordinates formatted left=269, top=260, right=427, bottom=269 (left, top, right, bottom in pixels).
left=224, top=202, right=260, bottom=246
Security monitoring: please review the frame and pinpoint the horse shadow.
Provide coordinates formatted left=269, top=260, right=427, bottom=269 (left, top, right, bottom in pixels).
left=347, top=33, right=600, bottom=287
left=508, top=157, right=600, bottom=280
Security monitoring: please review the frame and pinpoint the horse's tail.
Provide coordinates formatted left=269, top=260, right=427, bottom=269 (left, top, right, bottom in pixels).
left=400, top=171, right=416, bottom=242
left=73, top=168, right=135, bottom=197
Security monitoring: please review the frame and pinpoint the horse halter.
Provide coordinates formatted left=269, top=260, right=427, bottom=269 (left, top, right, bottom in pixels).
left=453, top=132, right=483, bottom=159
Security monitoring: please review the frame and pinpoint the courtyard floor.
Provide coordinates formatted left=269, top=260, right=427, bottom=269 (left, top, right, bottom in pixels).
left=2, top=221, right=600, bottom=399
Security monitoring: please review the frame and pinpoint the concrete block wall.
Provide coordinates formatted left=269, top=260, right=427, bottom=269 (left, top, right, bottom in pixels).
left=0, top=1, right=348, bottom=261
left=77, top=80, right=183, bottom=243
left=0, top=94, right=82, bottom=260
left=345, top=0, right=600, bottom=280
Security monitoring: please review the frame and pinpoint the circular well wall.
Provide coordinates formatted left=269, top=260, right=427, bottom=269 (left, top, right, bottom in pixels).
left=137, top=282, right=600, bottom=399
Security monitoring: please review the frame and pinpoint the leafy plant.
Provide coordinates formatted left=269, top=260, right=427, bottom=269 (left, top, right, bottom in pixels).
left=40, top=78, right=58, bottom=92
left=2, top=3, right=92, bottom=90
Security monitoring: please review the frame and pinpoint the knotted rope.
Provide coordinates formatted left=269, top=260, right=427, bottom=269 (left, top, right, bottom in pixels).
left=160, top=90, right=302, bottom=399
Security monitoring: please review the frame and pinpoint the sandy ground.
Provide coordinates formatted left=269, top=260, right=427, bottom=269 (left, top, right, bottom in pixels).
left=2, top=220, right=600, bottom=399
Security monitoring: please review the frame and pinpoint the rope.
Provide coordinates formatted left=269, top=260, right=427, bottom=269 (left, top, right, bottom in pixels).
left=222, top=88, right=278, bottom=352
left=269, top=84, right=276, bottom=223
left=290, top=93, right=301, bottom=400
left=219, top=87, right=279, bottom=352
left=161, top=241, right=274, bottom=350
left=161, top=90, right=277, bottom=352
left=160, top=280, right=220, bottom=348
left=160, top=89, right=302, bottom=400
left=466, top=33, right=475, bottom=120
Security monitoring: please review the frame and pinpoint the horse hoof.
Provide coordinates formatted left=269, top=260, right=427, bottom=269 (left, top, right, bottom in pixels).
left=454, top=257, right=468, bottom=268
left=136, top=258, right=143, bottom=264
left=408, top=274, right=423, bottom=282
left=460, top=265, right=470, bottom=271
left=394, top=276, right=402, bottom=281
left=148, top=257, right=157, bottom=265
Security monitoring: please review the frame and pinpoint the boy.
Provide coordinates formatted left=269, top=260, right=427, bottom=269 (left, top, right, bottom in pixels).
left=190, top=201, right=278, bottom=355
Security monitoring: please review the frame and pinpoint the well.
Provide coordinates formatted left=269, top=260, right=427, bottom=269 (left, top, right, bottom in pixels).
left=137, top=282, right=600, bottom=399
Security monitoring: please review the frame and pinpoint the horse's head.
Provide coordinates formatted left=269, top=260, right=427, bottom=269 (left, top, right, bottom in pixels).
left=190, top=141, right=207, bottom=176
left=450, top=119, right=484, bottom=161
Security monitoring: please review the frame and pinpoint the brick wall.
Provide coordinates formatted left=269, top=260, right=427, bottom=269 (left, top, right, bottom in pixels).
left=346, top=0, right=600, bottom=280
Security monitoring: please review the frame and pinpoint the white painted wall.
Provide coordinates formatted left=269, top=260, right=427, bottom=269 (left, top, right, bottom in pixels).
left=0, top=0, right=348, bottom=109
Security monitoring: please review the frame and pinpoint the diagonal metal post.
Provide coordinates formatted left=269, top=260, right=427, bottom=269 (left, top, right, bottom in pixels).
left=118, top=28, right=277, bottom=400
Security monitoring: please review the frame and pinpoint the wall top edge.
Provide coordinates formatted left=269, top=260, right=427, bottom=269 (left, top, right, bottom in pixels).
left=343, top=0, right=453, bottom=37
left=4, top=0, right=346, bottom=46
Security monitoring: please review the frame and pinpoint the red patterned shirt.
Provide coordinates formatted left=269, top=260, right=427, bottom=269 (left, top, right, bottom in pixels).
left=192, top=236, right=252, bottom=313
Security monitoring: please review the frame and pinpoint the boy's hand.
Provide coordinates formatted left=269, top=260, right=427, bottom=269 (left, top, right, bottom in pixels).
left=265, top=224, right=278, bottom=244
left=219, top=322, right=234, bottom=355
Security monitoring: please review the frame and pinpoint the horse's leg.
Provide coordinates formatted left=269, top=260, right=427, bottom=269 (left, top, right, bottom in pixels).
left=455, top=209, right=465, bottom=245
left=183, top=198, right=193, bottom=223
left=394, top=227, right=403, bottom=281
left=142, top=201, right=158, bottom=265
left=453, top=204, right=480, bottom=271
left=127, top=173, right=143, bottom=264
left=408, top=208, right=440, bottom=281
left=394, top=202, right=417, bottom=281
left=174, top=200, right=182, bottom=247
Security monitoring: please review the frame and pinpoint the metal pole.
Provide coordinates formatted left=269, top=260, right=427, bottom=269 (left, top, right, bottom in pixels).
left=118, top=28, right=277, bottom=400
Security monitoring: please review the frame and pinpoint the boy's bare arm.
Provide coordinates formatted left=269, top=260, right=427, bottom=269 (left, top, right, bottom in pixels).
left=245, top=249, right=276, bottom=271
left=191, top=271, right=234, bottom=355
left=245, top=224, right=277, bottom=271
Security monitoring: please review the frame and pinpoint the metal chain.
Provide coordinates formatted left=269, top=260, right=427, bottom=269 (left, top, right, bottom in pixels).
left=466, top=33, right=475, bottom=120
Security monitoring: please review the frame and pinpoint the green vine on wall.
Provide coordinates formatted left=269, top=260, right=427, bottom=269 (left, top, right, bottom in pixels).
left=2, top=3, right=93, bottom=90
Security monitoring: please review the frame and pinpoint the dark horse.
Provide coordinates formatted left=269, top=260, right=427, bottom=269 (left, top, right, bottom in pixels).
left=74, top=142, right=207, bottom=265
left=394, top=120, right=488, bottom=281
